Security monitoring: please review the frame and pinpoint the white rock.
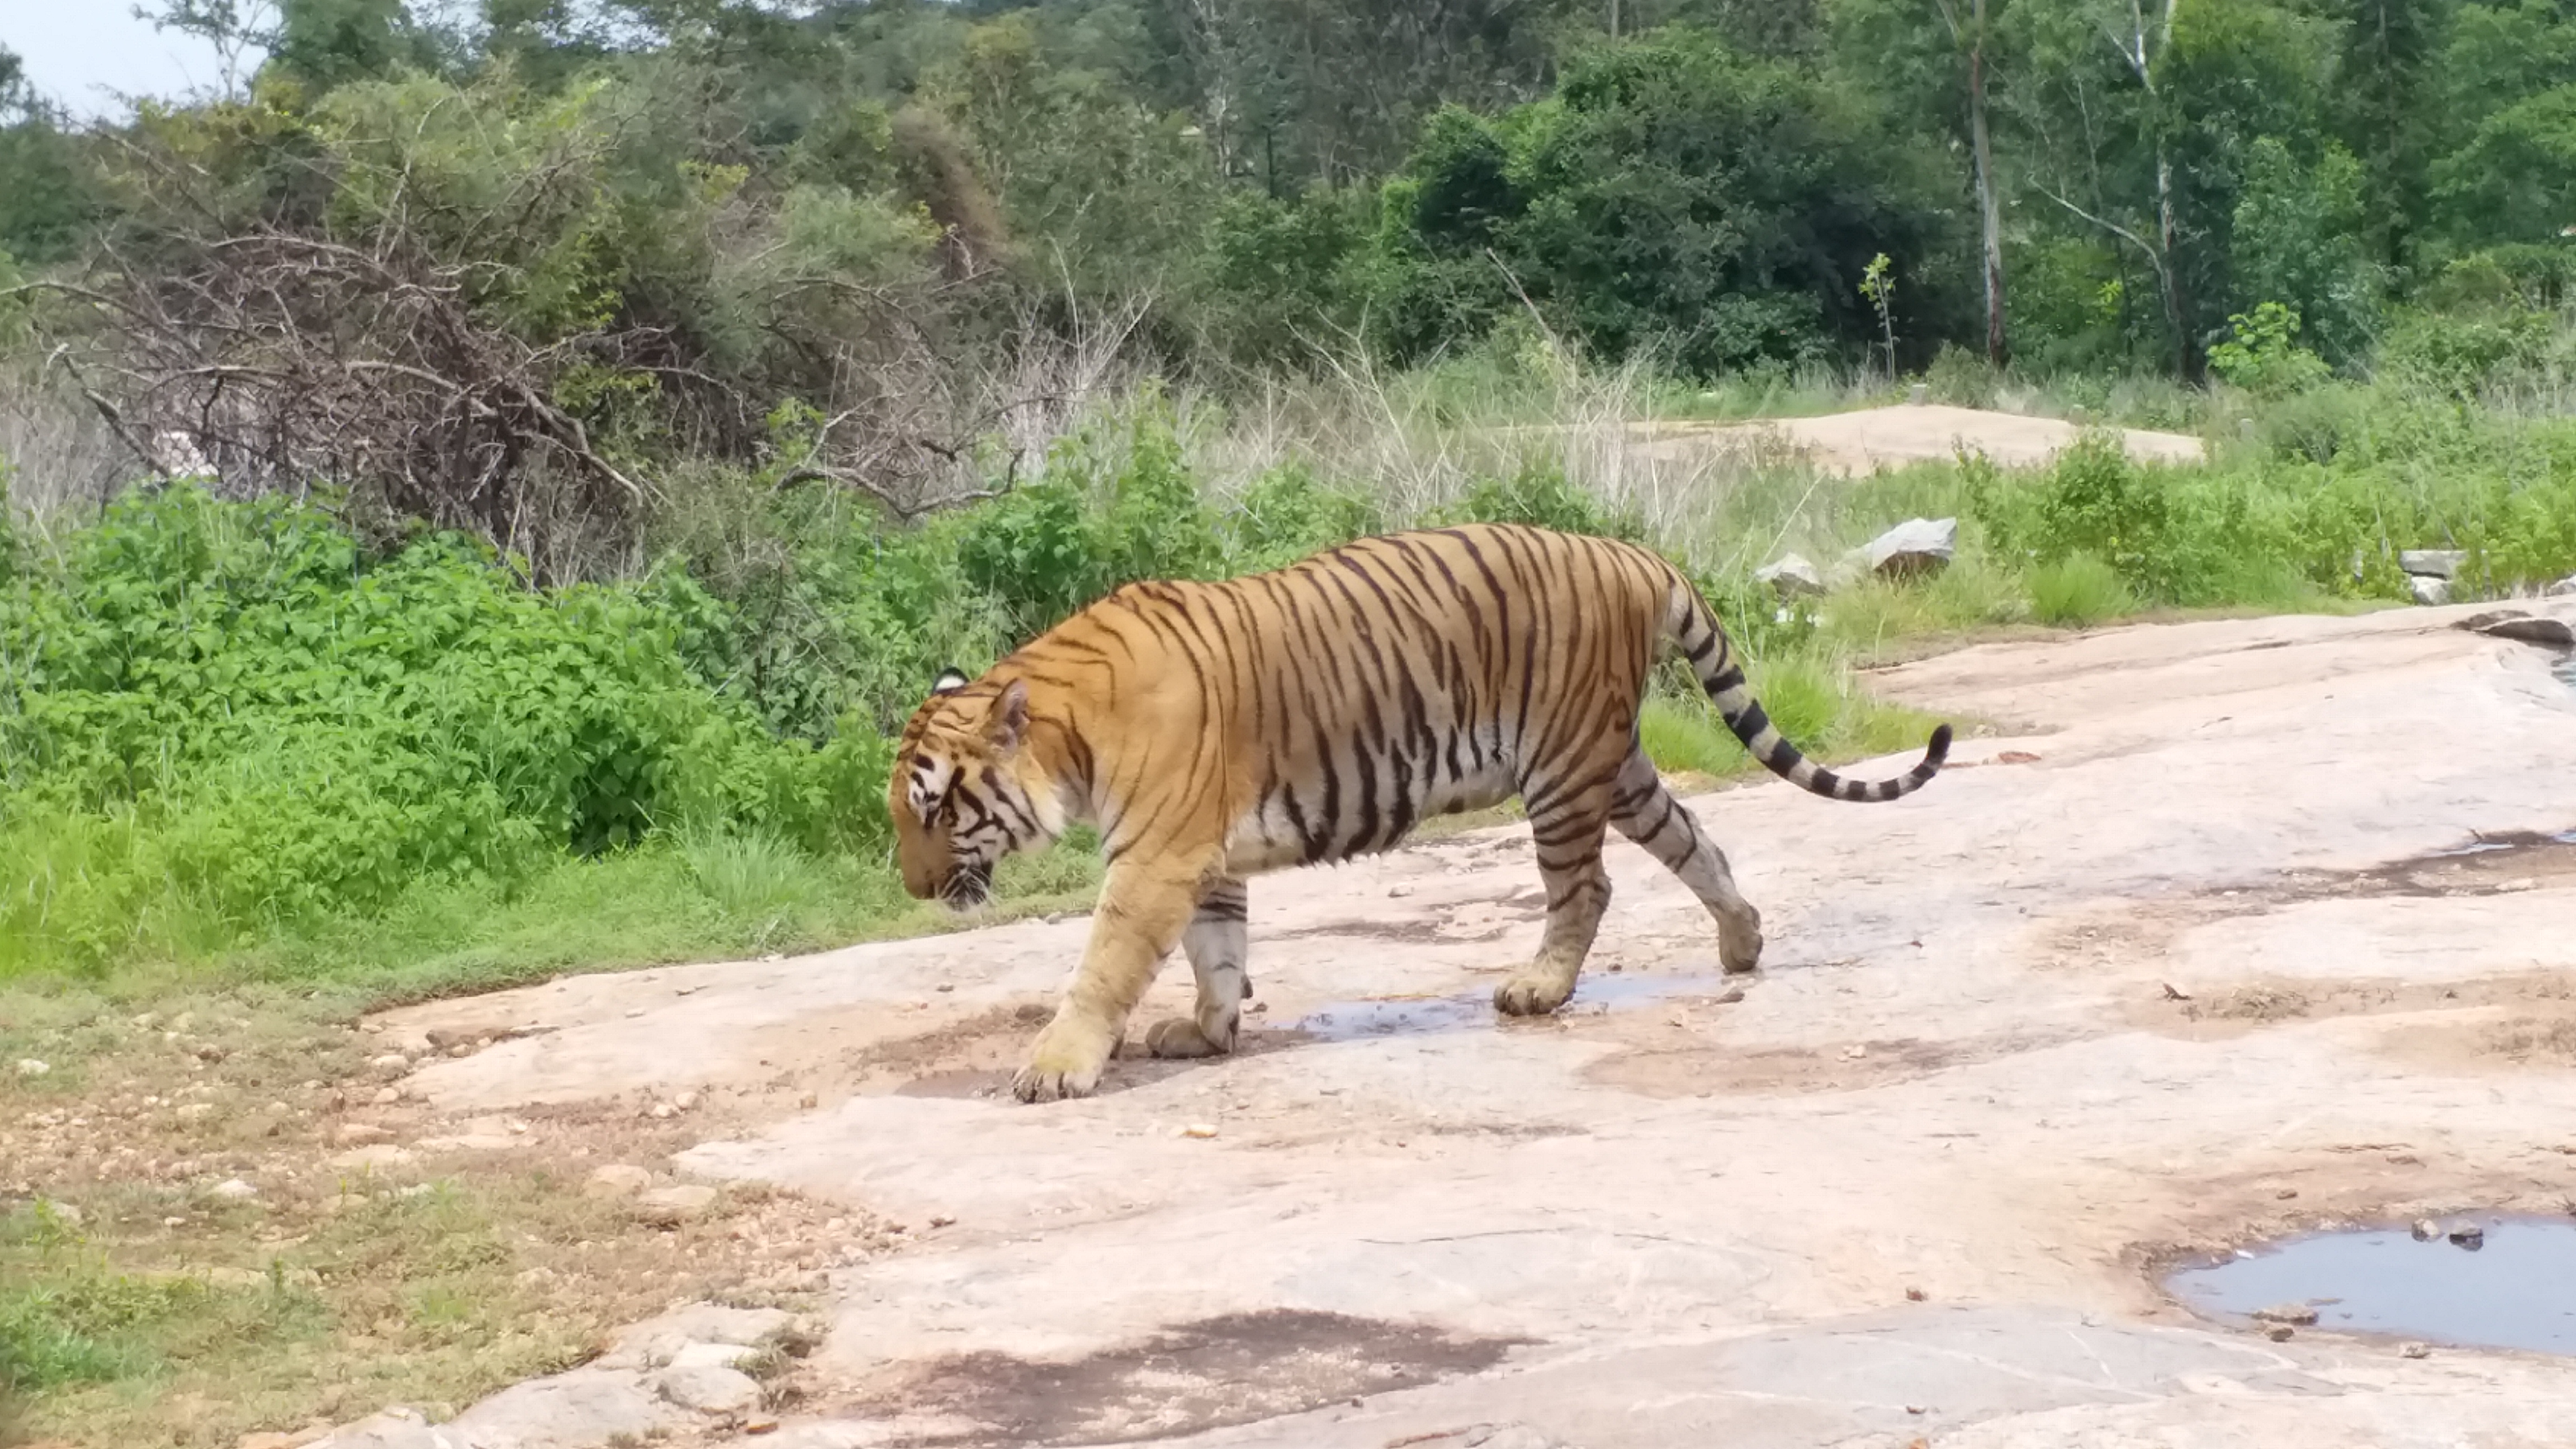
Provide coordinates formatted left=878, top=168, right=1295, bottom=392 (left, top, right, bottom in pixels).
left=210, top=1177, right=259, bottom=1201
left=2547, top=574, right=2576, bottom=598
left=2411, top=575, right=2451, bottom=606
left=447, top=1367, right=672, bottom=1447
left=327, top=1144, right=416, bottom=1171
left=1755, top=553, right=1827, bottom=599
left=308, top=1407, right=456, bottom=1449
left=668, top=1341, right=761, bottom=1371
left=13, top=1058, right=47, bottom=1077
left=656, top=1363, right=763, bottom=1416
left=368, top=1053, right=412, bottom=1077
left=333, top=1122, right=395, bottom=1147
left=2398, top=548, right=2466, bottom=579
left=595, top=1304, right=794, bottom=1371
left=1863, top=518, right=1958, bottom=579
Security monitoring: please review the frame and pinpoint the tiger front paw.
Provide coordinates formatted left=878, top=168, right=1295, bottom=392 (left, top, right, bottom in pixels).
left=1493, top=976, right=1574, bottom=1016
left=1011, top=1022, right=1112, bottom=1103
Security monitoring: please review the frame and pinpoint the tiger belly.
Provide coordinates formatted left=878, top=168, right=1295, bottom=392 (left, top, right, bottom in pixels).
left=1219, top=755, right=1515, bottom=877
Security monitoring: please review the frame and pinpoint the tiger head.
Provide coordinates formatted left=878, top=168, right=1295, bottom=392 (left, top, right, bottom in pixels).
left=890, top=667, right=1055, bottom=910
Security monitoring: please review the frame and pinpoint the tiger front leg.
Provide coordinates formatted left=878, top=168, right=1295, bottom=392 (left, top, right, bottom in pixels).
left=1013, top=860, right=1202, bottom=1103
left=1494, top=790, right=1614, bottom=1016
left=1145, top=878, right=1250, bottom=1059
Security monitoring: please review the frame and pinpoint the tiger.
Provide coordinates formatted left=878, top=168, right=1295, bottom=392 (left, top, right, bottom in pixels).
left=891, top=522, right=1950, bottom=1102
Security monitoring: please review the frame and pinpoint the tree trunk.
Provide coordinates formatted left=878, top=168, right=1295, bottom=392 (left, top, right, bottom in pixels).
left=1967, top=0, right=2007, bottom=368
left=2154, top=146, right=2195, bottom=381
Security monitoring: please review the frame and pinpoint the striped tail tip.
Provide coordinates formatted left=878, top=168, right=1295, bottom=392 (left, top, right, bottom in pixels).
left=1924, top=722, right=1953, bottom=768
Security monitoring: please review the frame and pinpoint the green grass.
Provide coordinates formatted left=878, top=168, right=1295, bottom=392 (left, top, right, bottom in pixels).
left=1639, top=648, right=1953, bottom=785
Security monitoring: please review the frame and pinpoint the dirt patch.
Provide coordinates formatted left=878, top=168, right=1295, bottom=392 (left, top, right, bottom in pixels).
left=855, top=1309, right=1526, bottom=1445
left=2126, top=970, right=2576, bottom=1044
left=1627, top=404, right=2206, bottom=476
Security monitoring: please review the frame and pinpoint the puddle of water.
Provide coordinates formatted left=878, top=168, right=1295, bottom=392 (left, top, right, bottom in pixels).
left=2426, top=828, right=2576, bottom=858
left=2166, top=1217, right=2576, bottom=1355
left=1293, top=973, right=1730, bottom=1042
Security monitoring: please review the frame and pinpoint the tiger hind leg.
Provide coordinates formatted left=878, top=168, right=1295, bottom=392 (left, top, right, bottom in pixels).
left=1609, top=748, right=1764, bottom=973
left=1144, top=877, right=1249, bottom=1059
left=1494, top=769, right=1615, bottom=1017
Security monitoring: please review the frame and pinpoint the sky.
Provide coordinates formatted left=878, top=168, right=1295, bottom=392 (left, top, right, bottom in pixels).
left=3, top=1, right=270, bottom=118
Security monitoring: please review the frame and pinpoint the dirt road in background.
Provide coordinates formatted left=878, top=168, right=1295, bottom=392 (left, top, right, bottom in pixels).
left=385, top=600, right=2576, bottom=1449
left=1626, top=402, right=2206, bottom=475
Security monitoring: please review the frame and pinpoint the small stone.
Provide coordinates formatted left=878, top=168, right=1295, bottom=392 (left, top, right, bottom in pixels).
left=2409, top=575, right=2451, bottom=606
left=326, top=1144, right=415, bottom=1171
left=333, top=1122, right=394, bottom=1147
left=2548, top=575, right=2576, bottom=598
left=585, top=1164, right=654, bottom=1198
left=1904, top=1287, right=1926, bottom=1301
left=2276, top=1188, right=2299, bottom=1200
left=371, top=1087, right=401, bottom=1106
left=636, top=1184, right=720, bottom=1226
left=929, top=1214, right=955, bottom=1229
left=13, top=1058, right=47, bottom=1077
left=655, top=1363, right=763, bottom=1415
left=447, top=1043, right=475, bottom=1059
left=368, top=1053, right=411, bottom=1077
left=1841, top=1045, right=1867, bottom=1060
left=1715, top=987, right=1746, bottom=1005
left=1756, top=553, right=1827, bottom=599
left=648, top=1103, right=675, bottom=1120
left=1181, top=1123, right=1219, bottom=1139
left=2447, top=1223, right=2485, bottom=1248
left=1387, top=883, right=1415, bottom=898
left=674, top=1090, right=699, bottom=1111
left=2411, top=1219, right=2440, bottom=1241
left=2400, top=1341, right=2431, bottom=1359
left=626, top=1008, right=647, bottom=1019
left=210, top=1178, right=259, bottom=1201
left=176, top=1102, right=217, bottom=1121
left=2265, top=1325, right=2295, bottom=1342
left=2252, top=1303, right=2318, bottom=1325
left=742, top=1419, right=781, bottom=1436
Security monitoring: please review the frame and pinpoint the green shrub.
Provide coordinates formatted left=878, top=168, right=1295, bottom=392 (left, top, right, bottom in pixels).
left=2208, top=302, right=2335, bottom=398
left=2025, top=554, right=2133, bottom=627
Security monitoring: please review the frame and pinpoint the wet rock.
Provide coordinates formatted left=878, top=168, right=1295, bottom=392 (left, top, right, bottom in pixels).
left=1862, top=518, right=1957, bottom=580
left=2447, top=1223, right=2485, bottom=1249
left=584, top=1164, right=654, bottom=1198
left=2399, top=550, right=2466, bottom=579
left=2479, top=615, right=2575, bottom=648
left=1756, top=553, right=1827, bottom=599
left=2252, top=1303, right=2318, bottom=1325
left=2410, top=575, right=2451, bottom=606
left=447, top=1368, right=671, bottom=1448
left=655, top=1363, right=763, bottom=1416
left=634, top=1183, right=719, bottom=1226
left=2411, top=1219, right=2440, bottom=1241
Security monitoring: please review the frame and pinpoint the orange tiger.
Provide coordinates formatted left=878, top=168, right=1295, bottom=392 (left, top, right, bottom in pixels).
left=892, top=523, right=1950, bottom=1102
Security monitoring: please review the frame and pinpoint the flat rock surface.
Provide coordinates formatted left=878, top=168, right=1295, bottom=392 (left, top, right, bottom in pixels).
left=383, top=601, right=2576, bottom=1448
left=1629, top=403, right=2206, bottom=475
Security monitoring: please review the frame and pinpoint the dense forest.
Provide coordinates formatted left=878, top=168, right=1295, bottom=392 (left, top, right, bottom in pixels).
left=2, top=0, right=2574, bottom=989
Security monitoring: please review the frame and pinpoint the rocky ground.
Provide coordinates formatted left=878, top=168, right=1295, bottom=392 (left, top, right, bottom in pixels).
left=284, top=596, right=2576, bottom=1449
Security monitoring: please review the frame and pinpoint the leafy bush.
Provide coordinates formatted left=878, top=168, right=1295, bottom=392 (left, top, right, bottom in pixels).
left=0, top=490, right=892, bottom=976
left=2208, top=302, right=2334, bottom=398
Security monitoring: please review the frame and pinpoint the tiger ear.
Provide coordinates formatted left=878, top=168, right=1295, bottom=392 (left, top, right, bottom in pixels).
left=987, top=678, right=1029, bottom=750
left=931, top=667, right=969, bottom=696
